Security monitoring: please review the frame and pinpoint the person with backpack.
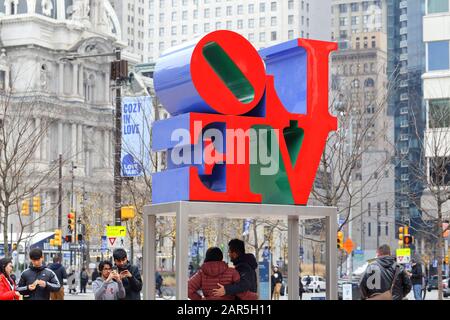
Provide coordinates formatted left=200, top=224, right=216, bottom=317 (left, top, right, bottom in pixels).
left=359, top=244, right=412, bottom=300
left=48, top=255, right=67, bottom=300
left=80, top=267, right=89, bottom=293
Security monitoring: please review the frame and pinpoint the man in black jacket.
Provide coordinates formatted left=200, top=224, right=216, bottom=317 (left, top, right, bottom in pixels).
left=18, top=248, right=61, bottom=300
left=212, top=239, right=258, bottom=299
left=409, top=259, right=423, bottom=300
left=48, top=255, right=67, bottom=300
left=359, top=244, right=412, bottom=300
left=113, top=248, right=143, bottom=300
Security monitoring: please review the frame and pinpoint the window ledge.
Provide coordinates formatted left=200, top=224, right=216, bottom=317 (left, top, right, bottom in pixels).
left=422, top=70, right=450, bottom=79
left=425, top=12, right=450, bottom=18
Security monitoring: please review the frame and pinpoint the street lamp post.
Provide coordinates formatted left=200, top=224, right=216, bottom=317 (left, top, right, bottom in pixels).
left=113, top=49, right=123, bottom=227
left=58, top=154, right=62, bottom=255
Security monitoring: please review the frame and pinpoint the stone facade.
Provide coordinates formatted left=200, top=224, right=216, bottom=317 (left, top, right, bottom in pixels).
left=0, top=0, right=123, bottom=247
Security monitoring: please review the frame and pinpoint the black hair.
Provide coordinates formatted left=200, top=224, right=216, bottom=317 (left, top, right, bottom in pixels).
left=113, top=248, right=127, bottom=260
left=228, top=239, right=245, bottom=255
left=29, top=248, right=43, bottom=260
left=0, top=258, right=12, bottom=275
left=53, top=255, right=61, bottom=263
left=98, top=261, right=113, bottom=272
left=204, top=247, right=223, bottom=263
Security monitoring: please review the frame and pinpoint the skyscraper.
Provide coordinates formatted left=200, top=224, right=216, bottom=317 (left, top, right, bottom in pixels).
left=111, top=0, right=332, bottom=63
left=421, top=0, right=450, bottom=253
left=386, top=0, right=426, bottom=232
left=330, top=0, right=396, bottom=257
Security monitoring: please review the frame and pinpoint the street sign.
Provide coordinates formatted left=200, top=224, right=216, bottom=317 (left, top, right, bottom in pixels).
left=396, top=248, right=411, bottom=264
left=343, top=238, right=354, bottom=255
left=69, top=243, right=80, bottom=250
left=101, top=236, right=108, bottom=252
left=433, top=259, right=438, bottom=268
left=108, top=237, right=117, bottom=248
left=106, top=226, right=127, bottom=237
left=343, top=283, right=352, bottom=300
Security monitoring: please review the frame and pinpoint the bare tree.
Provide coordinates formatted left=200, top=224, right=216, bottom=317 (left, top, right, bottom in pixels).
left=312, top=61, right=395, bottom=233
left=408, top=97, right=450, bottom=300
left=0, top=81, right=61, bottom=257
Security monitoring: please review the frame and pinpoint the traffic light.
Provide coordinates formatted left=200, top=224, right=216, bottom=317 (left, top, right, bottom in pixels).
left=110, top=60, right=128, bottom=80
left=50, top=239, right=55, bottom=247
left=121, top=206, right=136, bottom=220
left=398, top=225, right=413, bottom=248
left=337, top=231, right=344, bottom=249
left=54, top=229, right=62, bottom=246
left=68, top=212, right=75, bottom=232
left=32, top=196, right=41, bottom=213
left=403, top=235, right=412, bottom=246
left=445, top=255, right=449, bottom=265
left=65, top=235, right=72, bottom=243
left=21, top=200, right=30, bottom=216
left=77, top=234, right=83, bottom=242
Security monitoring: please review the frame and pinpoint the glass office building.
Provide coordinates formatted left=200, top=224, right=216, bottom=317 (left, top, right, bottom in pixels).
left=387, top=0, right=426, bottom=231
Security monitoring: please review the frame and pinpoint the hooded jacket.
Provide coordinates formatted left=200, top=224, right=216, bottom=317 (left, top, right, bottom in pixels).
left=410, top=263, right=423, bottom=285
left=189, top=261, right=239, bottom=300
left=116, top=262, right=143, bottom=300
left=17, top=265, right=60, bottom=300
left=48, top=263, right=67, bottom=287
left=92, top=277, right=126, bottom=300
left=224, top=253, right=258, bottom=297
left=0, top=273, right=18, bottom=300
left=359, top=255, right=412, bottom=300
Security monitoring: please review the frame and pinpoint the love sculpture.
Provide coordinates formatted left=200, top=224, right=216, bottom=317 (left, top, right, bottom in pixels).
left=152, top=30, right=337, bottom=205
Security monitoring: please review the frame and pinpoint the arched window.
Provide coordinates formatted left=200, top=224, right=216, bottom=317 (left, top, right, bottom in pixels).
left=365, top=78, right=375, bottom=88
left=5, top=0, right=19, bottom=15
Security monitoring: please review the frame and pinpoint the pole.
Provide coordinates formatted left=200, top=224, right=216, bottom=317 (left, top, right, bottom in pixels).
left=376, top=208, right=380, bottom=249
left=10, top=223, right=13, bottom=252
left=114, top=49, right=122, bottom=227
left=71, top=161, right=77, bottom=271
left=445, top=238, right=449, bottom=278
left=71, top=161, right=76, bottom=241
left=346, top=111, right=353, bottom=280
left=58, top=154, right=62, bottom=255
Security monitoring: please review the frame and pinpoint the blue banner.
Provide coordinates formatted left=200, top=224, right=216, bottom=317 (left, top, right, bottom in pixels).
left=121, top=96, right=152, bottom=177
left=242, top=219, right=252, bottom=236
left=262, top=246, right=271, bottom=261
left=259, top=261, right=270, bottom=300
